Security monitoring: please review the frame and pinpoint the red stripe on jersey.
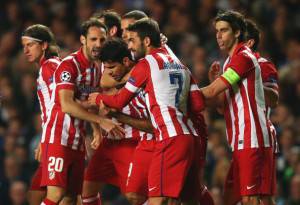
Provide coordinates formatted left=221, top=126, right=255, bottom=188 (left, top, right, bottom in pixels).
left=152, top=52, right=164, bottom=70
left=167, top=107, right=183, bottom=135
left=230, top=90, right=240, bottom=151
left=224, top=94, right=233, bottom=147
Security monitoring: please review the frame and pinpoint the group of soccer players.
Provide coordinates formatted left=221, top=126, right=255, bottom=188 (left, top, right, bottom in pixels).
left=21, top=8, right=279, bottom=205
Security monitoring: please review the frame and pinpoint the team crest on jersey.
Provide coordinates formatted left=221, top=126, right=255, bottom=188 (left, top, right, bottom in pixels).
left=60, top=71, right=71, bottom=82
left=49, top=170, right=55, bottom=180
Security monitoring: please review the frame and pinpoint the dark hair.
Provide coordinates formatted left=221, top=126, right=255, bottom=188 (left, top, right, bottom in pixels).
left=80, top=19, right=107, bottom=37
left=127, top=18, right=161, bottom=47
left=92, top=10, right=122, bottom=38
left=245, top=19, right=260, bottom=51
left=122, top=10, right=148, bottom=20
left=99, top=38, right=132, bottom=63
left=215, top=10, right=246, bottom=42
left=22, top=24, right=59, bottom=59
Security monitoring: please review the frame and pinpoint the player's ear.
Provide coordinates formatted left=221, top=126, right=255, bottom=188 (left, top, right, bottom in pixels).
left=144, top=37, right=151, bottom=47
left=41, top=42, right=48, bottom=52
left=109, top=26, right=117, bottom=36
left=80, top=35, right=86, bottom=45
left=235, top=30, right=241, bottom=39
left=123, top=57, right=130, bottom=66
left=246, top=39, right=255, bottom=49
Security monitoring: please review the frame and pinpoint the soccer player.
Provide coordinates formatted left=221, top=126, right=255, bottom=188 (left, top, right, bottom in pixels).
left=22, top=24, right=60, bottom=205
left=91, top=10, right=122, bottom=38
left=40, top=19, right=124, bottom=205
left=96, top=38, right=156, bottom=205
left=201, top=11, right=276, bottom=205
left=80, top=11, right=145, bottom=205
left=120, top=10, right=214, bottom=205
left=88, top=18, right=204, bottom=205
left=220, top=18, right=279, bottom=205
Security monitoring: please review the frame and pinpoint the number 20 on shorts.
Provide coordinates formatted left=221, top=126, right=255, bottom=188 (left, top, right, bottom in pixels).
left=48, top=157, right=64, bottom=172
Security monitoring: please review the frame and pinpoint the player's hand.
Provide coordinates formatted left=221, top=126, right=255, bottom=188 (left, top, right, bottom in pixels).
left=91, top=129, right=102, bottom=149
left=99, top=118, right=125, bottom=138
left=99, top=101, right=117, bottom=117
left=208, top=61, right=221, bottom=82
left=34, top=143, right=42, bottom=162
left=88, top=92, right=100, bottom=106
left=160, top=33, right=168, bottom=45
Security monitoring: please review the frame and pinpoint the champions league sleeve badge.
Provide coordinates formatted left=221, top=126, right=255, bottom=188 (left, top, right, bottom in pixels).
left=60, top=71, right=71, bottom=82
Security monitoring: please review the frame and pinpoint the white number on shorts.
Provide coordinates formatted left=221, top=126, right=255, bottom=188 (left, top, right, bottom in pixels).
left=48, top=157, right=64, bottom=172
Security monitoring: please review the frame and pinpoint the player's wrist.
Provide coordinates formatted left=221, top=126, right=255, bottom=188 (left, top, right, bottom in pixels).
left=95, top=94, right=102, bottom=106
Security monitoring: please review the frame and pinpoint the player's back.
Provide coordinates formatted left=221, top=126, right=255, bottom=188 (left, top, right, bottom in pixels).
left=142, top=48, right=197, bottom=140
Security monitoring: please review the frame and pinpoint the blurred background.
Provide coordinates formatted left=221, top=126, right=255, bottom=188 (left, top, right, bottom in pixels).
left=0, top=0, right=300, bottom=205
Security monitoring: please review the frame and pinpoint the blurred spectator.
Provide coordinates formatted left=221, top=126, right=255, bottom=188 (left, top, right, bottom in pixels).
left=9, top=180, right=29, bottom=205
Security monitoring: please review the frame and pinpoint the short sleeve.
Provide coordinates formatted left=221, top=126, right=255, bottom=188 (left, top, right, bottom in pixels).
left=54, top=60, right=78, bottom=91
left=227, top=53, right=255, bottom=79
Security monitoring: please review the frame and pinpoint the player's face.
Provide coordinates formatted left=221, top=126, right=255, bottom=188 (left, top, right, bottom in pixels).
left=215, top=21, right=238, bottom=52
left=82, top=26, right=107, bottom=61
left=22, top=38, right=44, bottom=63
left=121, top=18, right=136, bottom=43
left=104, top=61, right=127, bottom=81
left=127, top=31, right=146, bottom=60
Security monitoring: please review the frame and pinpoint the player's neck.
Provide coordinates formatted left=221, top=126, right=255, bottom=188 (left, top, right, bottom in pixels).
left=228, top=43, right=238, bottom=57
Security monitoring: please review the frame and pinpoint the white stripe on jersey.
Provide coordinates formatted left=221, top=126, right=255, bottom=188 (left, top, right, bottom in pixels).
left=146, top=55, right=178, bottom=137
left=145, top=93, right=162, bottom=140
left=61, top=114, right=71, bottom=146
left=234, top=86, right=245, bottom=150
left=72, top=118, right=80, bottom=149
left=190, top=84, right=200, bottom=91
left=49, top=113, right=58, bottom=143
left=243, top=49, right=270, bottom=147
left=126, top=83, right=139, bottom=93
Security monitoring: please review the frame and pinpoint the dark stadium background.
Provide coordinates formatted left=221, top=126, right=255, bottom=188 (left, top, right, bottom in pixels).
left=0, top=0, right=299, bottom=204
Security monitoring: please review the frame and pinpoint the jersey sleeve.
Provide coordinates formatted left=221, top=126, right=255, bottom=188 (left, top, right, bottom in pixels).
left=226, top=53, right=255, bottom=79
left=260, top=61, right=279, bottom=91
left=96, top=60, right=150, bottom=110
left=54, top=60, right=78, bottom=91
left=188, top=75, right=207, bottom=137
left=41, top=60, right=59, bottom=89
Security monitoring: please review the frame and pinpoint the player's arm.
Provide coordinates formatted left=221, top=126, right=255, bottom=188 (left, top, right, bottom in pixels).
left=111, top=112, right=153, bottom=133
left=59, top=89, right=123, bottom=135
left=264, top=86, right=279, bottom=108
left=89, top=61, right=149, bottom=110
left=261, top=62, right=279, bottom=108
left=100, top=68, right=129, bottom=89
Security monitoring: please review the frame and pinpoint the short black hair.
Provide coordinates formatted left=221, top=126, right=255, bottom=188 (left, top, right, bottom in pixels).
left=80, top=19, right=107, bottom=37
left=92, top=10, right=122, bottom=38
left=122, top=10, right=148, bottom=20
left=127, top=18, right=161, bottom=48
left=245, top=19, right=260, bottom=51
left=215, top=10, right=246, bottom=42
left=22, top=24, right=59, bottom=59
left=99, top=38, right=132, bottom=63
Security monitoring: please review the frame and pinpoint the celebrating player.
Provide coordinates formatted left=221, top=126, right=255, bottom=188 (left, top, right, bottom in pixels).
left=88, top=18, right=205, bottom=205
left=22, top=24, right=60, bottom=205
left=39, top=19, right=124, bottom=205
left=202, top=11, right=276, bottom=205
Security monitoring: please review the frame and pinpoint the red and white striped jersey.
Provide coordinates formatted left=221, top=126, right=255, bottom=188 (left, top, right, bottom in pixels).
left=97, top=48, right=204, bottom=141
left=220, top=43, right=271, bottom=151
left=41, top=48, right=101, bottom=150
left=37, top=57, right=60, bottom=126
left=105, top=91, right=154, bottom=141
left=256, top=52, right=279, bottom=153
